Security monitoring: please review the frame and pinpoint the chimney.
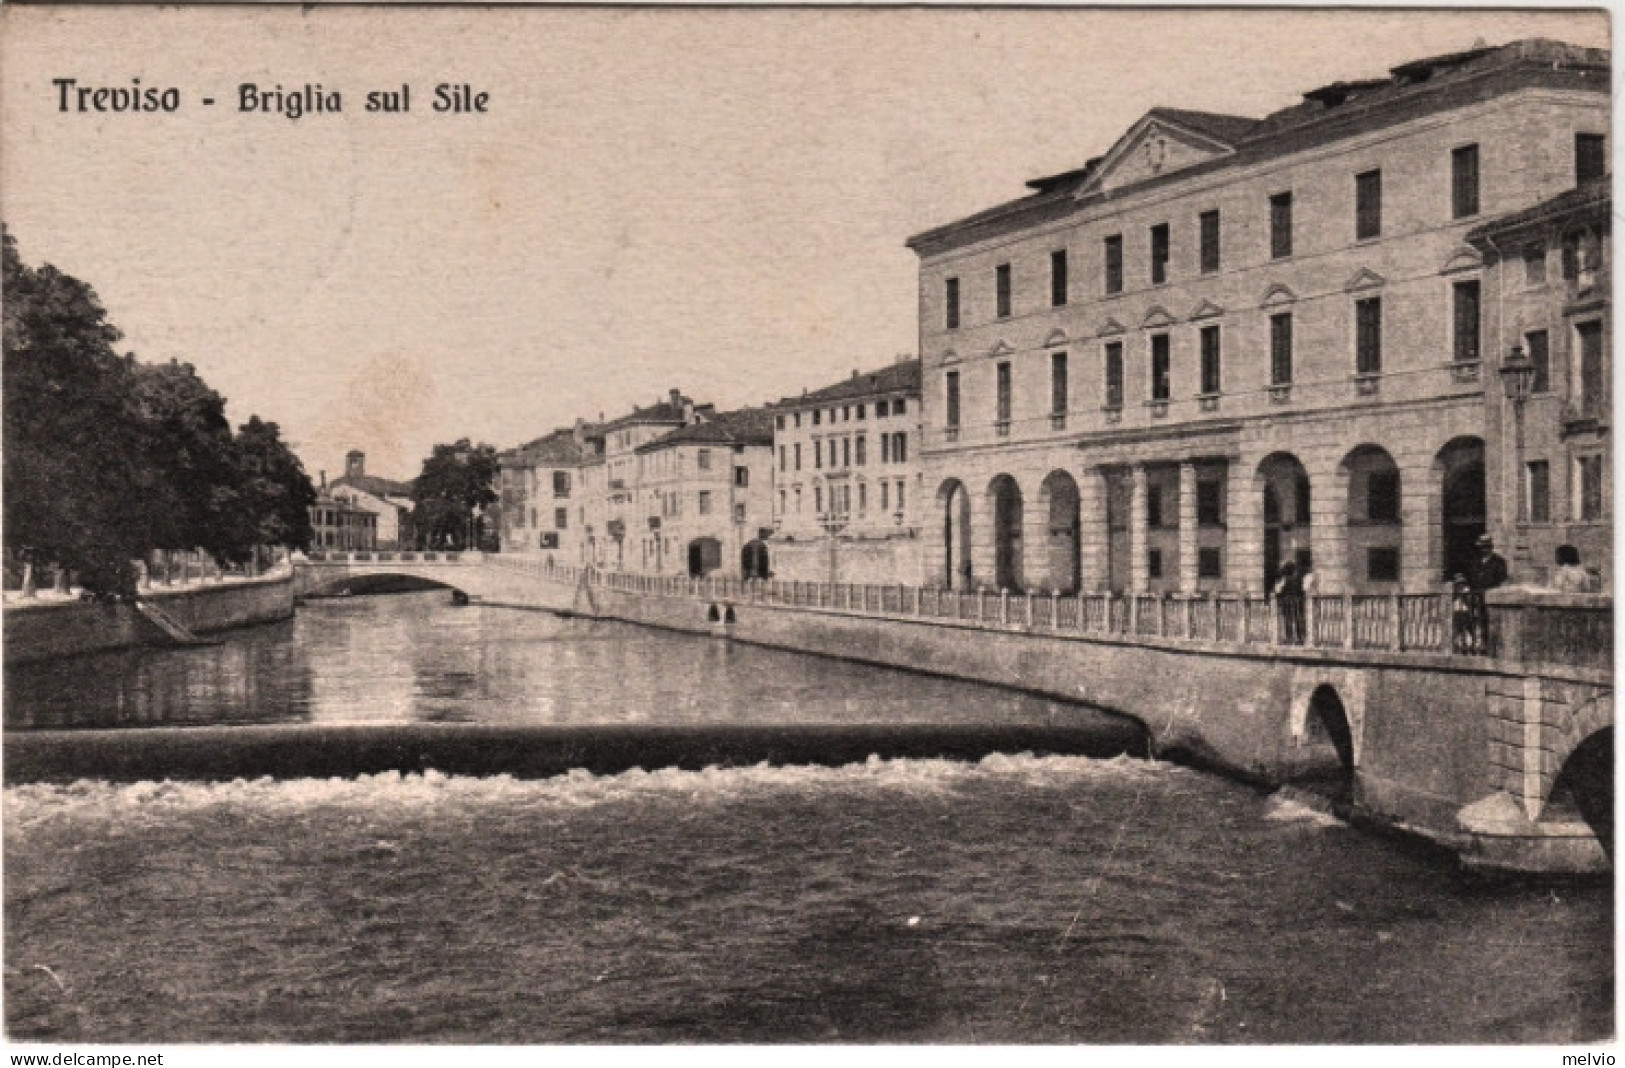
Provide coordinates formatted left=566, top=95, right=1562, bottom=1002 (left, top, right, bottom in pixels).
left=346, top=450, right=365, bottom=480
left=319, top=470, right=327, bottom=490
left=669, top=388, right=682, bottom=408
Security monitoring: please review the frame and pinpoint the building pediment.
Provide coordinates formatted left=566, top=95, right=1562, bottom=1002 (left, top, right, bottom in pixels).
left=1080, top=112, right=1242, bottom=197
left=1345, top=267, right=1387, bottom=293
left=987, top=339, right=1016, bottom=359
left=1043, top=328, right=1070, bottom=348
left=1188, top=299, right=1225, bottom=321
left=939, top=348, right=961, bottom=366
left=1142, top=305, right=1178, bottom=330
left=1440, top=247, right=1484, bottom=275
left=1097, top=317, right=1127, bottom=337
left=1260, top=283, right=1298, bottom=308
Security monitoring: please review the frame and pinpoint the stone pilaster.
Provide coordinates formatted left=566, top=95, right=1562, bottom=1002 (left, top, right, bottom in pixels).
left=1130, top=464, right=1149, bottom=593
left=1178, top=461, right=1199, bottom=592
left=1226, top=461, right=1263, bottom=594
left=1079, top=466, right=1110, bottom=592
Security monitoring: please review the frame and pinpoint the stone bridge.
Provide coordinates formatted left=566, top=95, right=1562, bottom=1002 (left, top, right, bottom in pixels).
left=293, top=551, right=1612, bottom=873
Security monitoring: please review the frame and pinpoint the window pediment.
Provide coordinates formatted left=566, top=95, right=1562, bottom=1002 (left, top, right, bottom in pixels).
left=987, top=339, right=1016, bottom=359
left=1142, top=305, right=1178, bottom=330
left=1188, top=299, right=1225, bottom=321
left=1043, top=328, right=1070, bottom=348
left=1440, top=247, right=1484, bottom=275
left=1260, top=283, right=1298, bottom=308
left=1096, top=317, right=1127, bottom=337
left=1345, top=267, right=1387, bottom=293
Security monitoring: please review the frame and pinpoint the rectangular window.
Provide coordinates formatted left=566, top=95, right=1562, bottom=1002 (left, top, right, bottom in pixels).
left=995, top=263, right=1012, bottom=318
left=858, top=483, right=867, bottom=514
left=1197, top=480, right=1223, bottom=526
left=778, top=445, right=786, bottom=472
left=1452, top=144, right=1480, bottom=218
left=794, top=412, right=801, bottom=428
left=1355, top=169, right=1382, bottom=240
left=1150, top=223, right=1170, bottom=285
left=698, top=491, right=713, bottom=515
left=1270, top=313, right=1293, bottom=385
left=1050, top=351, right=1068, bottom=416
left=553, top=471, right=571, bottom=497
left=880, top=481, right=889, bottom=511
left=1270, top=192, right=1293, bottom=259
left=880, top=434, right=890, bottom=463
left=1199, top=325, right=1222, bottom=395
left=842, top=406, right=850, bottom=422
left=1526, top=330, right=1550, bottom=393
left=1199, top=210, right=1220, bottom=274
left=945, top=277, right=960, bottom=330
left=945, top=371, right=961, bottom=428
left=896, top=480, right=905, bottom=512
left=855, top=436, right=866, bottom=466
left=794, top=443, right=802, bottom=471
left=1147, top=486, right=1163, bottom=528
left=815, top=486, right=823, bottom=513
left=733, top=503, right=746, bottom=524
left=996, top=361, right=1012, bottom=427
left=734, top=466, right=749, bottom=487
left=1576, top=133, right=1608, bottom=184
left=778, top=489, right=786, bottom=515
left=1578, top=320, right=1605, bottom=415
left=697, top=449, right=712, bottom=470
left=1577, top=455, right=1605, bottom=520
left=893, top=432, right=907, bottom=464
left=1527, top=460, right=1551, bottom=524
left=1150, top=334, right=1171, bottom=401
left=893, top=398, right=906, bottom=415
left=1198, top=547, right=1223, bottom=579
left=814, top=440, right=822, bottom=470
left=841, top=438, right=850, bottom=467
left=1104, top=235, right=1123, bottom=294
left=555, top=507, right=568, bottom=530
left=775, top=414, right=785, bottom=431
left=813, top=409, right=821, bottom=426
left=1051, top=249, right=1068, bottom=307
left=1148, top=549, right=1163, bottom=579
left=1452, top=280, right=1481, bottom=363
left=1367, top=546, right=1401, bottom=583
left=877, top=400, right=889, bottom=418
left=1104, top=342, right=1124, bottom=408
left=857, top=404, right=865, bottom=420
left=1356, top=297, right=1383, bottom=374
left=1367, top=469, right=1401, bottom=523
left=1524, top=245, right=1547, bottom=286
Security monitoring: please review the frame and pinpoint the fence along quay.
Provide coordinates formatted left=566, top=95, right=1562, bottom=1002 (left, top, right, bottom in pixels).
left=296, top=551, right=1613, bottom=875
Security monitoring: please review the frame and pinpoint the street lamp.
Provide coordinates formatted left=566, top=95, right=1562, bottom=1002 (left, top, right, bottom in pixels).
left=1498, top=343, right=1536, bottom=562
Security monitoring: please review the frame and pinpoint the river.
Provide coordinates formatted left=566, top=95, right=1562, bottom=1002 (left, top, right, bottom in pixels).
left=3, top=590, right=1613, bottom=1043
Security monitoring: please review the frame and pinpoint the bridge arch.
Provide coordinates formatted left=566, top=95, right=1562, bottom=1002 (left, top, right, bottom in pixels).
left=1548, top=726, right=1613, bottom=857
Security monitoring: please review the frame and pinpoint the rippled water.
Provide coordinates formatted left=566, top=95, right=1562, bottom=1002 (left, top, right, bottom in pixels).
left=5, top=591, right=1097, bottom=730
left=2, top=592, right=1613, bottom=1043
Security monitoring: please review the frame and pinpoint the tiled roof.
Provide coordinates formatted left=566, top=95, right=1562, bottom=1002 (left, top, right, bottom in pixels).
left=599, top=397, right=712, bottom=432
left=330, top=473, right=413, bottom=498
left=636, top=407, right=776, bottom=452
left=779, top=359, right=922, bottom=408
left=499, top=427, right=597, bottom=467
left=908, top=38, right=1609, bottom=257
left=1467, top=179, right=1611, bottom=243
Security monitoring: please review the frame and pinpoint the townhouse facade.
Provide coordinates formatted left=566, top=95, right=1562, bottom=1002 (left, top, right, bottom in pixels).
left=632, top=407, right=776, bottom=578
left=328, top=450, right=415, bottom=550
left=308, top=487, right=377, bottom=551
left=497, top=424, right=601, bottom=563
left=769, top=359, right=925, bottom=583
left=907, top=39, right=1609, bottom=596
left=1471, top=178, right=1611, bottom=589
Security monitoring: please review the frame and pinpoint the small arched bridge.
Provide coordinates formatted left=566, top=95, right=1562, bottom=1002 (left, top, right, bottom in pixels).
left=292, top=551, right=1611, bottom=873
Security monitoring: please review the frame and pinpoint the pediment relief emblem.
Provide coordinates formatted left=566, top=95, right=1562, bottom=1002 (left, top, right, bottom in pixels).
left=1260, top=283, right=1298, bottom=308
left=1080, top=113, right=1240, bottom=198
left=1043, top=329, right=1070, bottom=348
left=1344, top=267, right=1387, bottom=293
left=1142, top=305, right=1178, bottom=330
left=1188, top=299, right=1225, bottom=321
left=1439, top=247, right=1484, bottom=275
left=1096, top=317, right=1126, bottom=337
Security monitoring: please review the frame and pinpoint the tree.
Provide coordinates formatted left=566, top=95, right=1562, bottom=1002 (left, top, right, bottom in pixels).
left=2, top=228, right=152, bottom=597
left=411, top=439, right=498, bottom=550
left=130, top=359, right=242, bottom=562
left=233, top=416, right=317, bottom=555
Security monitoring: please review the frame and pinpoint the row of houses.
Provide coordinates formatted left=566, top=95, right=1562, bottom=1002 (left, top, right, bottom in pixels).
left=308, top=451, right=416, bottom=551
left=499, top=38, right=1611, bottom=594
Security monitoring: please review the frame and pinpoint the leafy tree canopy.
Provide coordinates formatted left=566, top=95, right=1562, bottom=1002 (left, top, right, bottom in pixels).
left=411, top=439, right=498, bottom=550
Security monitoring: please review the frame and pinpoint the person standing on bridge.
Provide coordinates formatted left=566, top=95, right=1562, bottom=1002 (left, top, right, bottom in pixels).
left=1274, top=560, right=1306, bottom=645
left=1461, top=534, right=1508, bottom=654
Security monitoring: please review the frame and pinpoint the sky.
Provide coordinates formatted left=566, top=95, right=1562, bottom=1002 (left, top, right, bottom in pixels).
left=0, top=6, right=1610, bottom=485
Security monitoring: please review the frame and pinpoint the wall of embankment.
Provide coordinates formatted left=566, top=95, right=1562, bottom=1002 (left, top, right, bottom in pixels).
left=3, top=574, right=296, bottom=665
left=484, top=573, right=1550, bottom=852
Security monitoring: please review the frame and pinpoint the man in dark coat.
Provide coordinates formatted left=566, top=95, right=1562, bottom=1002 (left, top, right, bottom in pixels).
left=1463, top=534, right=1508, bottom=653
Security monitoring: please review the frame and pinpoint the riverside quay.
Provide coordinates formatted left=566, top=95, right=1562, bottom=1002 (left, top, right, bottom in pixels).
left=475, top=38, right=1615, bottom=874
